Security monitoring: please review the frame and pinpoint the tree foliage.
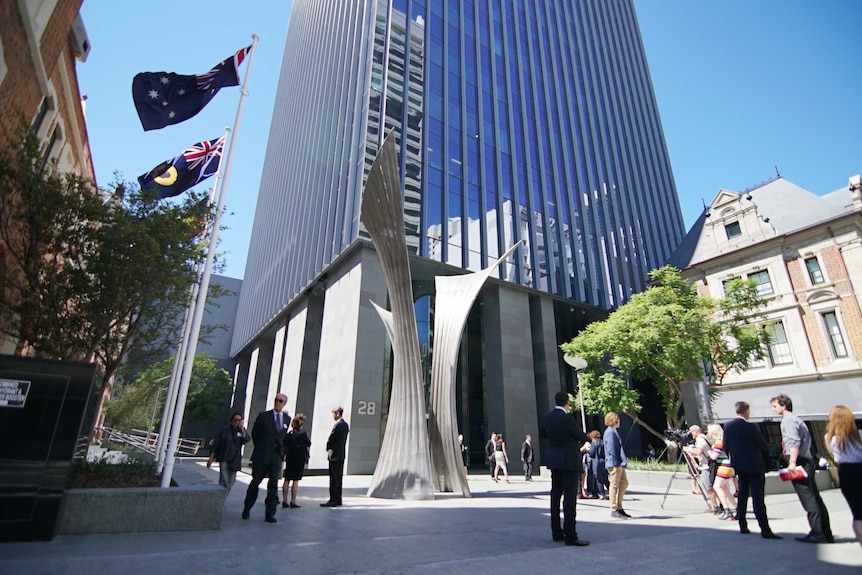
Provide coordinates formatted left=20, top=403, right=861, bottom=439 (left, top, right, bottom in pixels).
left=561, top=266, right=769, bottom=440
left=0, top=124, right=218, bottom=440
left=106, top=354, right=232, bottom=434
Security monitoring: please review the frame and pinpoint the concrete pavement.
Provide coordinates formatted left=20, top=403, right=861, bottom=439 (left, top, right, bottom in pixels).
left=2, top=461, right=860, bottom=574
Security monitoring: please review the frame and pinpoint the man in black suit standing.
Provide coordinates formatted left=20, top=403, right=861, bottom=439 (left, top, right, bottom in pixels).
left=539, top=391, right=590, bottom=546
left=321, top=406, right=349, bottom=507
left=723, top=400, right=781, bottom=540
left=242, top=393, right=290, bottom=523
left=521, top=435, right=534, bottom=481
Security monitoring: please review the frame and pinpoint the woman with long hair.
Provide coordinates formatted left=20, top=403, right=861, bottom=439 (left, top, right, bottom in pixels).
left=825, top=405, right=862, bottom=546
left=706, top=423, right=737, bottom=520
left=492, top=433, right=510, bottom=483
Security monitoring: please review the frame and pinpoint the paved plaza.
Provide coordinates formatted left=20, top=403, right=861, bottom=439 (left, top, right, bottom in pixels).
left=2, top=461, right=861, bottom=574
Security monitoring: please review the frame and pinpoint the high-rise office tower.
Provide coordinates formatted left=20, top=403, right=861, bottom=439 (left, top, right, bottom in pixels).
left=232, top=0, right=684, bottom=473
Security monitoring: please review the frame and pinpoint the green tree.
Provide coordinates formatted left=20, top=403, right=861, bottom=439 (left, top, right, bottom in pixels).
left=0, top=125, right=217, bottom=441
left=106, top=354, right=232, bottom=434
left=561, top=266, right=769, bottom=441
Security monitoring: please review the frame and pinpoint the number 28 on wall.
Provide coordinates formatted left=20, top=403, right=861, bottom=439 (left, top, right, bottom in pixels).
left=357, top=401, right=376, bottom=415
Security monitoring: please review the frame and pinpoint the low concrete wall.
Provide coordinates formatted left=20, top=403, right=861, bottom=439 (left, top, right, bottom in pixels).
left=58, top=462, right=226, bottom=535
left=625, top=468, right=834, bottom=494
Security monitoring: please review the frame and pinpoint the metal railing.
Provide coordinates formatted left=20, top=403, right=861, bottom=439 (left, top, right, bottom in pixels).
left=97, top=426, right=201, bottom=457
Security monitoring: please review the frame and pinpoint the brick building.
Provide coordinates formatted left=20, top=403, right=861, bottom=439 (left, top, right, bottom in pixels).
left=0, top=0, right=93, bottom=176
left=1, top=0, right=94, bottom=354
left=669, top=174, right=862, bottom=450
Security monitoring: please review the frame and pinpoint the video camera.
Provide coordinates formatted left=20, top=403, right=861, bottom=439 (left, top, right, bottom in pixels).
left=663, top=427, right=694, bottom=446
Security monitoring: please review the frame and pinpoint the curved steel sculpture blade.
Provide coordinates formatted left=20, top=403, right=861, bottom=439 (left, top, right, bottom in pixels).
left=428, top=242, right=522, bottom=495
left=362, top=132, right=434, bottom=500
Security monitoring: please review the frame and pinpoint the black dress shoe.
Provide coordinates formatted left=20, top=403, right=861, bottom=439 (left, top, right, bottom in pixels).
left=289, top=502, right=300, bottom=508
left=611, top=510, right=628, bottom=519
left=265, top=516, right=277, bottom=523
left=320, top=501, right=337, bottom=507
left=762, top=532, right=782, bottom=540
left=552, top=534, right=565, bottom=542
left=794, top=534, right=825, bottom=543
left=565, top=539, right=589, bottom=546
left=739, top=526, right=750, bottom=534
left=619, top=509, right=632, bottom=518
left=241, top=509, right=250, bottom=520
left=281, top=502, right=288, bottom=508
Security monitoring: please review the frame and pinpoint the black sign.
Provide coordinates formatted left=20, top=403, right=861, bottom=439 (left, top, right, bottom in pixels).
left=0, top=378, right=30, bottom=408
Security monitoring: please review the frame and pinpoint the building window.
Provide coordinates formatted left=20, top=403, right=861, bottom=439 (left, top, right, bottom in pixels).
left=805, top=257, right=824, bottom=284
left=725, top=221, right=741, bottom=238
left=748, top=270, right=774, bottom=296
left=822, top=311, right=848, bottom=358
left=764, top=322, right=793, bottom=365
left=31, top=97, right=51, bottom=135
left=722, top=276, right=741, bottom=296
left=39, top=125, right=61, bottom=172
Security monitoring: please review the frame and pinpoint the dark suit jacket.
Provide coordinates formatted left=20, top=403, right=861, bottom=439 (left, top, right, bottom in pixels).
left=485, top=439, right=495, bottom=460
left=539, top=407, right=589, bottom=472
left=723, top=416, right=769, bottom=474
left=250, top=409, right=290, bottom=465
left=284, top=428, right=311, bottom=467
left=326, top=418, right=349, bottom=461
left=521, top=441, right=533, bottom=463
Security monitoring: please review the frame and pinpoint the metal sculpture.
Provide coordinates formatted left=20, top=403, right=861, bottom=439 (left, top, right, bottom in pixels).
left=362, top=132, right=435, bottom=500
left=428, top=242, right=522, bottom=495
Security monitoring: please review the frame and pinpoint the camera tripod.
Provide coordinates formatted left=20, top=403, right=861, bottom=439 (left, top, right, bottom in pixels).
left=659, top=442, right=712, bottom=510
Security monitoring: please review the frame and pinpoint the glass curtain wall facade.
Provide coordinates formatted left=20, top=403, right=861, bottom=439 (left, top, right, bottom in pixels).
left=233, top=0, right=684, bottom=355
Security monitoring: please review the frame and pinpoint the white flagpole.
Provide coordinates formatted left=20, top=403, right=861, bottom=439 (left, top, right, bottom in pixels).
left=161, top=35, right=259, bottom=487
left=154, top=182, right=214, bottom=471
left=154, top=291, right=193, bottom=468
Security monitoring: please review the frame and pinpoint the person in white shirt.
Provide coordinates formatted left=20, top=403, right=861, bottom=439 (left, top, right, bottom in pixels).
left=825, top=404, right=862, bottom=547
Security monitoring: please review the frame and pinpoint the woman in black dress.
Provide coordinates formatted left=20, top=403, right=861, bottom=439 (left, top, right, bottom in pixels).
left=282, top=413, right=311, bottom=508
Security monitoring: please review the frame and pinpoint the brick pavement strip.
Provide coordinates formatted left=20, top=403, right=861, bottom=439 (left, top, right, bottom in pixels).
left=1, top=461, right=860, bottom=575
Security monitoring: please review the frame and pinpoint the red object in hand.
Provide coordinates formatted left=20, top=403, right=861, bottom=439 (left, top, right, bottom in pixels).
left=778, top=467, right=809, bottom=481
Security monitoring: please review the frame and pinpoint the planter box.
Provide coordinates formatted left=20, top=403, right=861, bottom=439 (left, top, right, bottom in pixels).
left=57, top=463, right=225, bottom=535
left=625, top=468, right=834, bottom=494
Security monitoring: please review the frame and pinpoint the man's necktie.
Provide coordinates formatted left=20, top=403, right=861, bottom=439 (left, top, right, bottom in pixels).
left=277, top=413, right=282, bottom=430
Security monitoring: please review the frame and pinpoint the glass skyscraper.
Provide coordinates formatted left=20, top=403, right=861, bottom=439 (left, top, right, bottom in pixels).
left=231, top=0, right=683, bottom=474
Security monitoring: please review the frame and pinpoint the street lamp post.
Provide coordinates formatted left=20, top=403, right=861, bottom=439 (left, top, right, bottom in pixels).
left=563, top=355, right=588, bottom=431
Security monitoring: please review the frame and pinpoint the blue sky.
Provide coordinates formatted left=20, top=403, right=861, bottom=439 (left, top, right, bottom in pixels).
left=78, top=1, right=861, bottom=280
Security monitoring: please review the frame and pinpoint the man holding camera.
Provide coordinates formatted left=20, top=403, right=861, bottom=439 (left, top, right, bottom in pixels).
left=684, top=425, right=719, bottom=512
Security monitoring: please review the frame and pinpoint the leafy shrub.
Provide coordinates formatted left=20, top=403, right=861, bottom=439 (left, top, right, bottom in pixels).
left=68, top=455, right=161, bottom=488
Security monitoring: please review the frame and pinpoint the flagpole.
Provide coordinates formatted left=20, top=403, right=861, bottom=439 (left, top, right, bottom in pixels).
left=154, top=289, right=193, bottom=468
left=161, top=34, right=259, bottom=488
left=154, top=183, right=214, bottom=471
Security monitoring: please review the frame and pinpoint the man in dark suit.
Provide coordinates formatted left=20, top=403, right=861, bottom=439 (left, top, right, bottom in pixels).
left=242, top=393, right=290, bottom=523
left=485, top=432, right=497, bottom=478
left=521, top=434, right=534, bottom=481
left=321, top=406, right=349, bottom=507
left=723, top=400, right=781, bottom=540
left=539, top=391, right=590, bottom=546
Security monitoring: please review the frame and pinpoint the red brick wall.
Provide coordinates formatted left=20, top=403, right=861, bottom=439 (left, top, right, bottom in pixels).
left=786, top=245, right=862, bottom=364
left=0, top=0, right=93, bottom=179
left=0, top=1, right=43, bottom=141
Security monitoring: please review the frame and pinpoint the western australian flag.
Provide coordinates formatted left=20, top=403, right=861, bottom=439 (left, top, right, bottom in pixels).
left=138, top=136, right=225, bottom=199
left=132, top=46, right=250, bottom=131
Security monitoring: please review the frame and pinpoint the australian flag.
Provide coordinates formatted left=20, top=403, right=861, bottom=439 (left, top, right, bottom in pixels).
left=138, top=135, right=226, bottom=199
left=132, top=46, right=250, bottom=131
